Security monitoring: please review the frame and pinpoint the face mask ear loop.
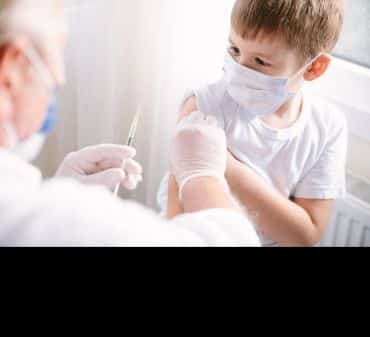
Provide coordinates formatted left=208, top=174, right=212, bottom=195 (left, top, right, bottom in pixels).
left=23, top=47, right=55, bottom=90
left=1, top=121, right=19, bottom=148
left=286, top=53, right=324, bottom=95
left=289, top=53, right=324, bottom=84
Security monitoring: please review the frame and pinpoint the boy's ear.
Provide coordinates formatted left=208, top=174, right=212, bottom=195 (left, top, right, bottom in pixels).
left=304, top=54, right=331, bottom=81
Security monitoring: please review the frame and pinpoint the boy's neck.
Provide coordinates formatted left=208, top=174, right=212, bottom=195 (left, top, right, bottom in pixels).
left=261, top=92, right=303, bottom=130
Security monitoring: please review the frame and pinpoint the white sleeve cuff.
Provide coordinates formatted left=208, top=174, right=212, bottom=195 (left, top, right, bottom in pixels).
left=294, top=186, right=346, bottom=200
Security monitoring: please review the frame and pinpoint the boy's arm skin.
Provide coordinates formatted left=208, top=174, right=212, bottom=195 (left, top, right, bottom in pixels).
left=167, top=97, right=333, bottom=246
left=226, top=152, right=334, bottom=247
left=167, top=174, right=183, bottom=218
left=182, top=177, right=239, bottom=214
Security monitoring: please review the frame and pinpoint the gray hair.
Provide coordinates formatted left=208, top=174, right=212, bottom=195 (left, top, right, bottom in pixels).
left=0, top=0, right=65, bottom=46
left=0, top=0, right=66, bottom=83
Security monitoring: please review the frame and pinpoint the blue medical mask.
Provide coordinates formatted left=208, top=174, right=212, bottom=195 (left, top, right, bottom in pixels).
left=223, top=52, right=319, bottom=118
left=39, top=92, right=58, bottom=134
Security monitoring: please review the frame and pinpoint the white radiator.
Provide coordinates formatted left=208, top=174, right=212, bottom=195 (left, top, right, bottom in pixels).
left=320, top=175, right=370, bottom=247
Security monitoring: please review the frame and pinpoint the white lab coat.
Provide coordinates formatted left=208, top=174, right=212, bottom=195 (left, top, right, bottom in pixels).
left=0, top=149, right=261, bottom=247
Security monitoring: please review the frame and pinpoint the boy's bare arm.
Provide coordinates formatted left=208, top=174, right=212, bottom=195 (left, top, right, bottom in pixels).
left=167, top=174, right=183, bottom=219
left=167, top=96, right=198, bottom=219
left=226, top=153, right=334, bottom=246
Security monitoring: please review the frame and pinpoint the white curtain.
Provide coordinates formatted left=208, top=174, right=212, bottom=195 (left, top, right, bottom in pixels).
left=36, top=0, right=233, bottom=209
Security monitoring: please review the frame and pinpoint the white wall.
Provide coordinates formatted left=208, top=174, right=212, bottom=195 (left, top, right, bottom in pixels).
left=348, top=136, right=370, bottom=182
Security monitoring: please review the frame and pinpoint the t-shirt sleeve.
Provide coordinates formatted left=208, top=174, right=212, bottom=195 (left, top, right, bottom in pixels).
left=179, top=81, right=227, bottom=129
left=294, top=114, right=348, bottom=200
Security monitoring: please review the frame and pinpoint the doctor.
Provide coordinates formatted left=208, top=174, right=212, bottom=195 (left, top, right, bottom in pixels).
left=0, top=0, right=260, bottom=246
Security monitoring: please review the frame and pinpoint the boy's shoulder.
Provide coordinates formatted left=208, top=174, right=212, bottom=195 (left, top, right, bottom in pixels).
left=304, top=91, right=348, bottom=135
left=185, top=80, right=229, bottom=124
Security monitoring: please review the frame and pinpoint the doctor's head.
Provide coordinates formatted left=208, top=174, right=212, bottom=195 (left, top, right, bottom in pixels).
left=0, top=0, right=67, bottom=150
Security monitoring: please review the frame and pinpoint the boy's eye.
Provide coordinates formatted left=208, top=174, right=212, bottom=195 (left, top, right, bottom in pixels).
left=255, top=57, right=268, bottom=66
left=228, top=46, right=240, bottom=56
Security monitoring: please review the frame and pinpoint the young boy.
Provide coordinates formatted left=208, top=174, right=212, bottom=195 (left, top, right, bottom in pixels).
left=157, top=0, right=348, bottom=247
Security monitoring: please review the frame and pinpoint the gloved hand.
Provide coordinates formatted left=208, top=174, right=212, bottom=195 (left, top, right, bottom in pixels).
left=56, top=144, right=143, bottom=191
left=170, top=111, right=228, bottom=199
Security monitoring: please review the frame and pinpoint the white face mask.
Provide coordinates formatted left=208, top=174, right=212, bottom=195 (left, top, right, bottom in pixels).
left=3, top=122, right=46, bottom=162
left=223, top=52, right=320, bottom=118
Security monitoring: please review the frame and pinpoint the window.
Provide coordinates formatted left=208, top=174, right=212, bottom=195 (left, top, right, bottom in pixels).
left=334, top=0, right=370, bottom=68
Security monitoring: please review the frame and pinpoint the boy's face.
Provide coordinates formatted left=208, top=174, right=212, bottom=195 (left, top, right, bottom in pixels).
left=228, top=27, right=308, bottom=78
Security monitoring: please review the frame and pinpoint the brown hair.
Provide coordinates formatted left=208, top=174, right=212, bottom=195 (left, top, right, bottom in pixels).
left=231, top=0, right=345, bottom=60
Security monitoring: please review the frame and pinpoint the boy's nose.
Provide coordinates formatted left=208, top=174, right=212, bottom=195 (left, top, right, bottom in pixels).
left=235, top=55, right=249, bottom=67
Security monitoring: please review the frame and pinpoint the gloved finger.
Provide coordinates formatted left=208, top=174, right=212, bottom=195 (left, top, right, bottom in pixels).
left=192, top=112, right=206, bottom=124
left=123, top=158, right=143, bottom=175
left=77, top=144, right=137, bottom=164
left=81, top=168, right=126, bottom=190
left=179, top=112, right=220, bottom=131
left=97, top=159, right=124, bottom=171
left=95, top=158, right=142, bottom=177
left=178, top=111, right=204, bottom=127
left=130, top=174, right=143, bottom=183
left=193, top=114, right=218, bottom=128
left=122, top=175, right=139, bottom=191
left=205, top=115, right=218, bottom=127
left=122, top=173, right=143, bottom=189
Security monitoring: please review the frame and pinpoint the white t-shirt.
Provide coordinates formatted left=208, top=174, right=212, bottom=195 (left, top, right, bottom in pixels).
left=157, top=80, right=348, bottom=246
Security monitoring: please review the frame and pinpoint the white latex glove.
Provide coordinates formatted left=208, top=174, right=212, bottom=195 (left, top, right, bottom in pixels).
left=56, top=144, right=143, bottom=191
left=170, top=111, right=228, bottom=199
